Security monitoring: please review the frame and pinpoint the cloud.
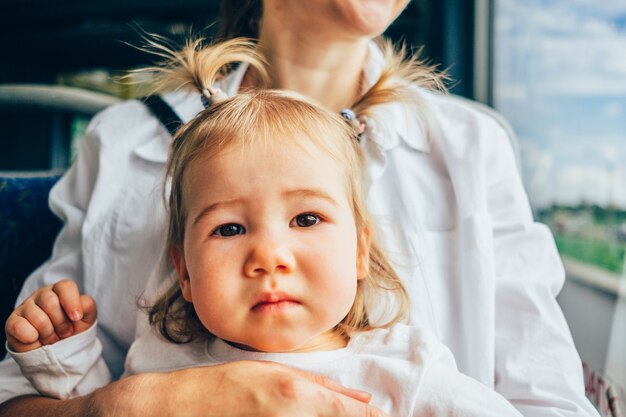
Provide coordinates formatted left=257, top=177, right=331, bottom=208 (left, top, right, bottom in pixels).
left=494, top=0, right=626, bottom=208
left=603, top=101, right=623, bottom=118
left=519, top=136, right=626, bottom=208
left=495, top=0, right=626, bottom=95
left=555, top=165, right=609, bottom=205
left=553, top=164, right=626, bottom=207
left=562, top=136, right=625, bottom=160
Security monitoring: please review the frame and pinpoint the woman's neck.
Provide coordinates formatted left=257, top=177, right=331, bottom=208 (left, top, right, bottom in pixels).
left=251, top=15, right=369, bottom=112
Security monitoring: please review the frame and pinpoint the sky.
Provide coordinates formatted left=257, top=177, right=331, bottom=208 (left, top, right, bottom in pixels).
left=493, top=0, right=626, bottom=209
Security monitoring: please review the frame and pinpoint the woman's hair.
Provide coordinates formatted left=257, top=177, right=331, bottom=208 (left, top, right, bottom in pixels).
left=142, top=36, right=444, bottom=344
left=217, top=0, right=262, bottom=40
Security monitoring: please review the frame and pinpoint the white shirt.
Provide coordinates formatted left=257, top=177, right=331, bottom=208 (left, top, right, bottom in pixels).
left=0, top=43, right=598, bottom=416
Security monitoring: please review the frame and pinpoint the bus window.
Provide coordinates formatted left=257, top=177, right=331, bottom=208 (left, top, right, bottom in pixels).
left=493, top=1, right=626, bottom=415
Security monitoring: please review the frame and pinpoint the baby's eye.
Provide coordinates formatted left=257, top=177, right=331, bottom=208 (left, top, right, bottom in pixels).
left=292, top=213, right=320, bottom=228
left=212, top=223, right=246, bottom=237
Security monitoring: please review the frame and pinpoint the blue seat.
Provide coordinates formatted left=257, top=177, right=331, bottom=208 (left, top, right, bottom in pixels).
left=0, top=172, right=63, bottom=357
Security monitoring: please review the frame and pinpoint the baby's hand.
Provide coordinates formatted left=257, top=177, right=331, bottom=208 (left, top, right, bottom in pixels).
left=5, top=280, right=97, bottom=353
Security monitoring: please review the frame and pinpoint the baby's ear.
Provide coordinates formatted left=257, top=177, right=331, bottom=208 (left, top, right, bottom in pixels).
left=171, top=246, right=193, bottom=302
left=357, top=225, right=371, bottom=280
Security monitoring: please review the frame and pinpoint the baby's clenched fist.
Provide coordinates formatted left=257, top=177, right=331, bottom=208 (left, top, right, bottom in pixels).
left=5, top=279, right=97, bottom=353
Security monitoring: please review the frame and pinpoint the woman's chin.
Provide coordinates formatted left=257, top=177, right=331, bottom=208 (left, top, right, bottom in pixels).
left=341, top=0, right=408, bottom=38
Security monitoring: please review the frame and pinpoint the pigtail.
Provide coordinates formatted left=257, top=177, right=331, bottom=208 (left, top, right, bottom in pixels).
left=352, top=39, right=446, bottom=118
left=130, top=35, right=269, bottom=99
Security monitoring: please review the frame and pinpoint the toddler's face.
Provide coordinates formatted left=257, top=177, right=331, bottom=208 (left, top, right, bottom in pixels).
left=173, top=137, right=367, bottom=352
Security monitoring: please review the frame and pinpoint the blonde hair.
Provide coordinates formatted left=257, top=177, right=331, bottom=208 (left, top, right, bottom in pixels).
left=144, top=36, right=443, bottom=343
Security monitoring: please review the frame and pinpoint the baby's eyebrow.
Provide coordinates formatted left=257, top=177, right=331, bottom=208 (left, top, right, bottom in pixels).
left=192, top=199, right=239, bottom=226
left=283, top=189, right=339, bottom=207
left=192, top=189, right=338, bottom=225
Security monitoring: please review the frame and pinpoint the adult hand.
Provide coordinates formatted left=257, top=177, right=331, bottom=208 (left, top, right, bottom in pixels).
left=0, top=360, right=391, bottom=417
left=5, top=280, right=96, bottom=353
left=101, top=360, right=391, bottom=417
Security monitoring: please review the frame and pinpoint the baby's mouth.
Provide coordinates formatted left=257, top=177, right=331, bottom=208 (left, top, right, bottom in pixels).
left=251, top=291, right=300, bottom=312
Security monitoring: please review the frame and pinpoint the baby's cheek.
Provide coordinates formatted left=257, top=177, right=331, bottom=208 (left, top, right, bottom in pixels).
left=190, top=284, right=230, bottom=327
left=196, top=303, right=232, bottom=339
left=321, top=272, right=359, bottom=319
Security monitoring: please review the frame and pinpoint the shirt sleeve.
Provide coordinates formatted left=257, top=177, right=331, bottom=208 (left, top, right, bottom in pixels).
left=486, top=122, right=599, bottom=416
left=7, top=322, right=111, bottom=400
left=0, top=115, right=110, bottom=403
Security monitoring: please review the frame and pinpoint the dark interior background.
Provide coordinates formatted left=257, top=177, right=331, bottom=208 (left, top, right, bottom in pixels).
left=0, top=0, right=476, bottom=90
left=0, top=0, right=479, bottom=170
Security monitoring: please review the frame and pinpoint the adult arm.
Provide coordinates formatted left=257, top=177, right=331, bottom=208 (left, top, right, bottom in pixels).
left=486, top=121, right=598, bottom=416
left=0, top=361, right=390, bottom=417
